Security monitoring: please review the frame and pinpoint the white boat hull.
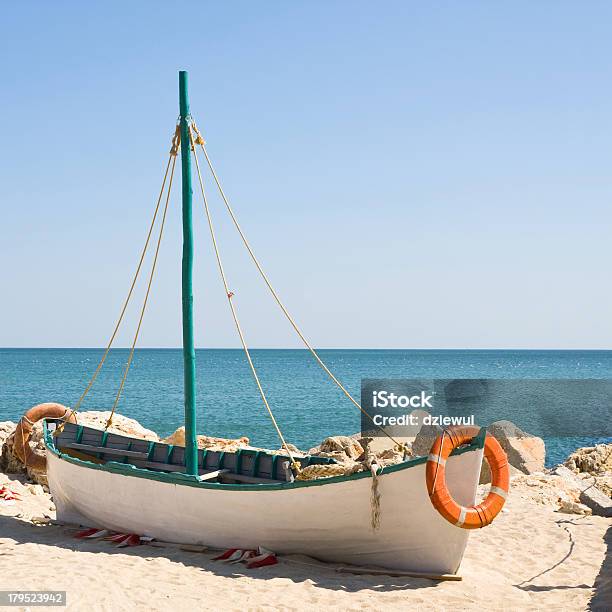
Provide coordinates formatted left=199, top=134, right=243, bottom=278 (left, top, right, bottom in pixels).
left=46, top=444, right=483, bottom=574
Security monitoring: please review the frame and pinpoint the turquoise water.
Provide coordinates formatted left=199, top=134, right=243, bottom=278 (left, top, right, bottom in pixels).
left=1, top=349, right=610, bottom=466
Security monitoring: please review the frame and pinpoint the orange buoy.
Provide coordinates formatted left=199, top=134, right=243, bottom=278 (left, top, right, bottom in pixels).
left=13, top=403, right=76, bottom=471
left=426, top=425, right=509, bottom=529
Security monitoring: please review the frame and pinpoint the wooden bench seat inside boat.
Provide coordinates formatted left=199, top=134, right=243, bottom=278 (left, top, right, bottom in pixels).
left=48, top=420, right=335, bottom=485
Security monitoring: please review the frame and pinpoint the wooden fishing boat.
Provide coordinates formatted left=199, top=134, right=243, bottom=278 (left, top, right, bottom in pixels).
left=44, top=420, right=485, bottom=574
left=35, top=72, right=507, bottom=576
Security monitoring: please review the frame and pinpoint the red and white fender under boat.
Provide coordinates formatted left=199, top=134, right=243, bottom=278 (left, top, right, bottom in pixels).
left=29, top=72, right=509, bottom=578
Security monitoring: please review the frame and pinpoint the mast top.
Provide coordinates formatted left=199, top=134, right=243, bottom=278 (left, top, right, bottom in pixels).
left=179, top=71, right=190, bottom=118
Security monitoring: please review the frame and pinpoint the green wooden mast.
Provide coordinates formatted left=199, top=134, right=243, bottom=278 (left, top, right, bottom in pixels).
left=179, top=70, right=198, bottom=476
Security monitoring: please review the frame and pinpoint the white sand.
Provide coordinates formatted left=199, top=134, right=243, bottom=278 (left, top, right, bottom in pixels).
left=0, top=472, right=609, bottom=611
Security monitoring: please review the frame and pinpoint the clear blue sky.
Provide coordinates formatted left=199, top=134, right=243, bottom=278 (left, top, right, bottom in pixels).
left=1, top=1, right=610, bottom=349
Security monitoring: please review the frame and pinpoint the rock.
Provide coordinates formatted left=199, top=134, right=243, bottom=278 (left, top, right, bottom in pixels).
left=405, top=419, right=545, bottom=481
left=0, top=435, right=26, bottom=476
left=26, top=484, right=45, bottom=496
left=480, top=462, right=523, bottom=485
left=551, top=465, right=612, bottom=517
left=565, top=444, right=612, bottom=502
left=487, top=421, right=545, bottom=475
left=580, top=485, right=612, bottom=518
left=313, top=451, right=355, bottom=464
left=0, top=421, right=16, bottom=447
left=318, top=436, right=363, bottom=460
left=307, top=436, right=374, bottom=466
left=411, top=424, right=443, bottom=457
left=579, top=484, right=612, bottom=517
left=162, top=426, right=189, bottom=446
left=375, top=447, right=405, bottom=467
left=77, top=411, right=159, bottom=441
left=511, top=472, right=582, bottom=509
left=557, top=499, right=592, bottom=515
left=552, top=464, right=582, bottom=481
left=592, top=474, right=612, bottom=498
left=279, top=443, right=300, bottom=454
left=563, top=443, right=611, bottom=499
left=565, top=443, right=612, bottom=476
left=0, top=422, right=22, bottom=476
left=162, top=426, right=250, bottom=452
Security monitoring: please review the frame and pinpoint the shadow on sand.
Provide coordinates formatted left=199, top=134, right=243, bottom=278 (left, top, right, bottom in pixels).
left=589, top=525, right=611, bottom=611
left=0, top=513, right=444, bottom=594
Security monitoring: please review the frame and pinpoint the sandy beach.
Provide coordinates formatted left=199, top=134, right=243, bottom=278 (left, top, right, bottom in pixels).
left=1, top=468, right=609, bottom=611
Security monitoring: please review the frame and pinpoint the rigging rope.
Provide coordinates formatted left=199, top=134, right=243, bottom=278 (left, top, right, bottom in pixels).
left=70, top=126, right=181, bottom=418
left=190, top=121, right=408, bottom=454
left=55, top=126, right=181, bottom=437
left=188, top=126, right=301, bottom=473
left=105, top=147, right=177, bottom=429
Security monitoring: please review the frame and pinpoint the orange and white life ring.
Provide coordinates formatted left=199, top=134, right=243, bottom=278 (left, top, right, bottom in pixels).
left=426, top=425, right=509, bottom=529
left=13, top=403, right=76, bottom=471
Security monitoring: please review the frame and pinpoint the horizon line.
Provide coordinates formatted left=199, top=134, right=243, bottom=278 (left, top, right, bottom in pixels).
left=1, top=347, right=611, bottom=352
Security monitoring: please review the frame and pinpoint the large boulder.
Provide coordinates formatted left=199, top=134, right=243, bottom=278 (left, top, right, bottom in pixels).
left=411, top=424, right=442, bottom=457
left=565, top=444, right=612, bottom=476
left=319, top=436, right=363, bottom=458
left=411, top=419, right=545, bottom=482
left=310, top=436, right=364, bottom=464
left=487, top=420, right=545, bottom=475
left=0, top=421, right=16, bottom=448
left=77, top=411, right=159, bottom=440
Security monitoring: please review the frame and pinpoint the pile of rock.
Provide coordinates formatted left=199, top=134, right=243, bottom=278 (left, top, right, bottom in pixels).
left=307, top=435, right=407, bottom=471
left=307, top=436, right=364, bottom=464
left=0, top=411, right=160, bottom=486
left=564, top=444, right=612, bottom=498
left=162, top=426, right=250, bottom=452
left=410, top=417, right=611, bottom=516
left=509, top=472, right=592, bottom=515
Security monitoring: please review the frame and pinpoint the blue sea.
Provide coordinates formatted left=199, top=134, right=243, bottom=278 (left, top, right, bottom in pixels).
left=1, top=348, right=610, bottom=466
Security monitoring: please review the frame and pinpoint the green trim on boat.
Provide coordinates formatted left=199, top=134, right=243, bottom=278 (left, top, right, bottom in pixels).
left=124, top=441, right=133, bottom=464
left=44, top=421, right=487, bottom=492
left=271, top=454, right=279, bottom=479
left=99, top=431, right=109, bottom=459
left=251, top=451, right=262, bottom=477
left=235, top=449, right=243, bottom=474
left=76, top=425, right=84, bottom=444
